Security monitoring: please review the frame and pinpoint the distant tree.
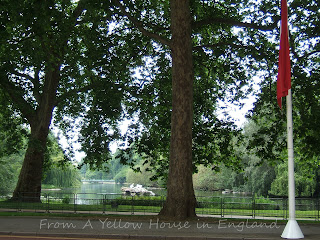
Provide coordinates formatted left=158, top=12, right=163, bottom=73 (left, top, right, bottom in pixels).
left=0, top=152, right=24, bottom=195
left=126, top=157, right=162, bottom=187
left=269, top=161, right=317, bottom=197
left=42, top=134, right=81, bottom=188
left=42, top=166, right=81, bottom=188
left=114, top=168, right=128, bottom=184
left=192, top=165, right=217, bottom=191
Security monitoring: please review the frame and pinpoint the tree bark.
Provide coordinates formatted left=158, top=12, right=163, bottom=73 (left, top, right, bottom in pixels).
left=12, top=128, right=48, bottom=202
left=159, top=0, right=197, bottom=219
left=12, top=66, right=60, bottom=202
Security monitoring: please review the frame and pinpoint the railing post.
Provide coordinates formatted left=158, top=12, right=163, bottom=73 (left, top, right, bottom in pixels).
left=131, top=195, right=134, bottom=215
left=46, top=193, right=50, bottom=213
left=252, top=195, right=255, bottom=219
left=20, top=192, right=24, bottom=212
left=102, top=194, right=106, bottom=214
left=317, top=198, right=320, bottom=221
left=220, top=197, right=224, bottom=218
left=283, top=197, right=287, bottom=220
left=74, top=194, right=77, bottom=214
left=17, top=192, right=21, bottom=212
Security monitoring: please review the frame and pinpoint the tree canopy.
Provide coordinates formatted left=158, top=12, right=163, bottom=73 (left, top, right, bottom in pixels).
left=248, top=0, right=320, bottom=170
left=0, top=0, right=140, bottom=200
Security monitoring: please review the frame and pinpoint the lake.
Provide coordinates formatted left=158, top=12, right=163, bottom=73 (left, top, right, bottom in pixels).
left=42, top=182, right=230, bottom=199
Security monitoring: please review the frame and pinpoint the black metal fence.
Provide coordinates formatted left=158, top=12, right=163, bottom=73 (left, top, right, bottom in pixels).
left=1, top=193, right=319, bottom=220
left=196, top=196, right=320, bottom=220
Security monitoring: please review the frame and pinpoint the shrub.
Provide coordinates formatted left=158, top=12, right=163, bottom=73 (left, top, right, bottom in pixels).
left=62, top=196, right=71, bottom=204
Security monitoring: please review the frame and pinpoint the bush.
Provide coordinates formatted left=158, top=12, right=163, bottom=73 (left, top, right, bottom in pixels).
left=253, top=196, right=284, bottom=210
left=111, top=196, right=164, bottom=207
left=62, top=196, right=71, bottom=204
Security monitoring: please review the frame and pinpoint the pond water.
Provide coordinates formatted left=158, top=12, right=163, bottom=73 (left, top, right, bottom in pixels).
left=42, top=182, right=235, bottom=199
left=42, top=182, right=253, bottom=205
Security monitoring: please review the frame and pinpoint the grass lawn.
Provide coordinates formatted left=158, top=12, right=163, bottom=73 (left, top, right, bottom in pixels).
left=0, top=197, right=319, bottom=221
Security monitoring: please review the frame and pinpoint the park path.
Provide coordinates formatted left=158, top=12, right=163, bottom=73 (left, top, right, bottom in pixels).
left=0, top=216, right=320, bottom=239
left=0, top=236, right=125, bottom=240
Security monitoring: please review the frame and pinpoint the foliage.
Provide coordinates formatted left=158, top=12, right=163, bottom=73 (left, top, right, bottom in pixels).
left=116, top=0, right=277, bottom=180
left=193, top=160, right=277, bottom=197
left=0, top=152, right=24, bottom=195
left=42, top=165, right=81, bottom=188
left=43, top=134, right=68, bottom=177
left=84, top=169, right=111, bottom=180
left=62, top=196, right=71, bottom=204
left=191, top=114, right=319, bottom=198
left=0, top=124, right=81, bottom=191
left=269, top=162, right=317, bottom=197
left=0, top=91, right=27, bottom=159
left=193, top=165, right=217, bottom=191
left=0, top=0, right=141, bottom=198
left=0, top=102, right=26, bottom=194
left=192, top=118, right=279, bottom=197
left=241, top=161, right=276, bottom=197
left=42, top=134, right=81, bottom=188
left=1, top=0, right=319, bottom=215
left=80, top=149, right=130, bottom=182
left=247, top=0, right=320, bottom=193
left=114, top=168, right=128, bottom=184
left=126, top=160, right=161, bottom=187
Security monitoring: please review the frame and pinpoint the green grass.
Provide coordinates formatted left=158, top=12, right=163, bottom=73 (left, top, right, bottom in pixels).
left=1, top=201, right=318, bottom=219
left=1, top=196, right=319, bottom=221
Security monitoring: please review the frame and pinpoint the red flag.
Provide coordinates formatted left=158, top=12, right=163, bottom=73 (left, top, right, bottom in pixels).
left=277, top=0, right=291, bottom=109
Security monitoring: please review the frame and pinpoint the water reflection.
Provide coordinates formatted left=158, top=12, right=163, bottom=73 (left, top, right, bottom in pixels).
left=42, top=182, right=229, bottom=200
left=42, top=182, right=166, bottom=204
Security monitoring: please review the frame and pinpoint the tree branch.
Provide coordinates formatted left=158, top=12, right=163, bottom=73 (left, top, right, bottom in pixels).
left=305, top=49, right=320, bottom=59
left=288, top=31, right=301, bottom=61
left=288, top=31, right=320, bottom=62
left=193, top=42, right=247, bottom=51
left=113, top=0, right=172, bottom=47
left=70, top=0, right=87, bottom=26
left=55, top=84, right=93, bottom=106
left=192, top=16, right=280, bottom=31
left=12, top=70, right=35, bottom=82
left=0, top=74, right=36, bottom=122
left=12, top=70, right=42, bottom=102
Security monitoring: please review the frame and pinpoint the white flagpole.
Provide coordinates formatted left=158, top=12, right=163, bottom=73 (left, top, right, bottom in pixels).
left=281, top=89, right=304, bottom=239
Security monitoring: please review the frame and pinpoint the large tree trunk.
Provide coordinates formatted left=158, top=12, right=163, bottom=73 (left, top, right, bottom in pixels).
left=12, top=67, right=60, bottom=202
left=159, top=0, right=197, bottom=219
left=12, top=126, right=48, bottom=202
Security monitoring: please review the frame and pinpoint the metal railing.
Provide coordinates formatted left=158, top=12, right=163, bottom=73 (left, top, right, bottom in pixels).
left=196, top=196, right=320, bottom=220
left=1, top=193, right=319, bottom=220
